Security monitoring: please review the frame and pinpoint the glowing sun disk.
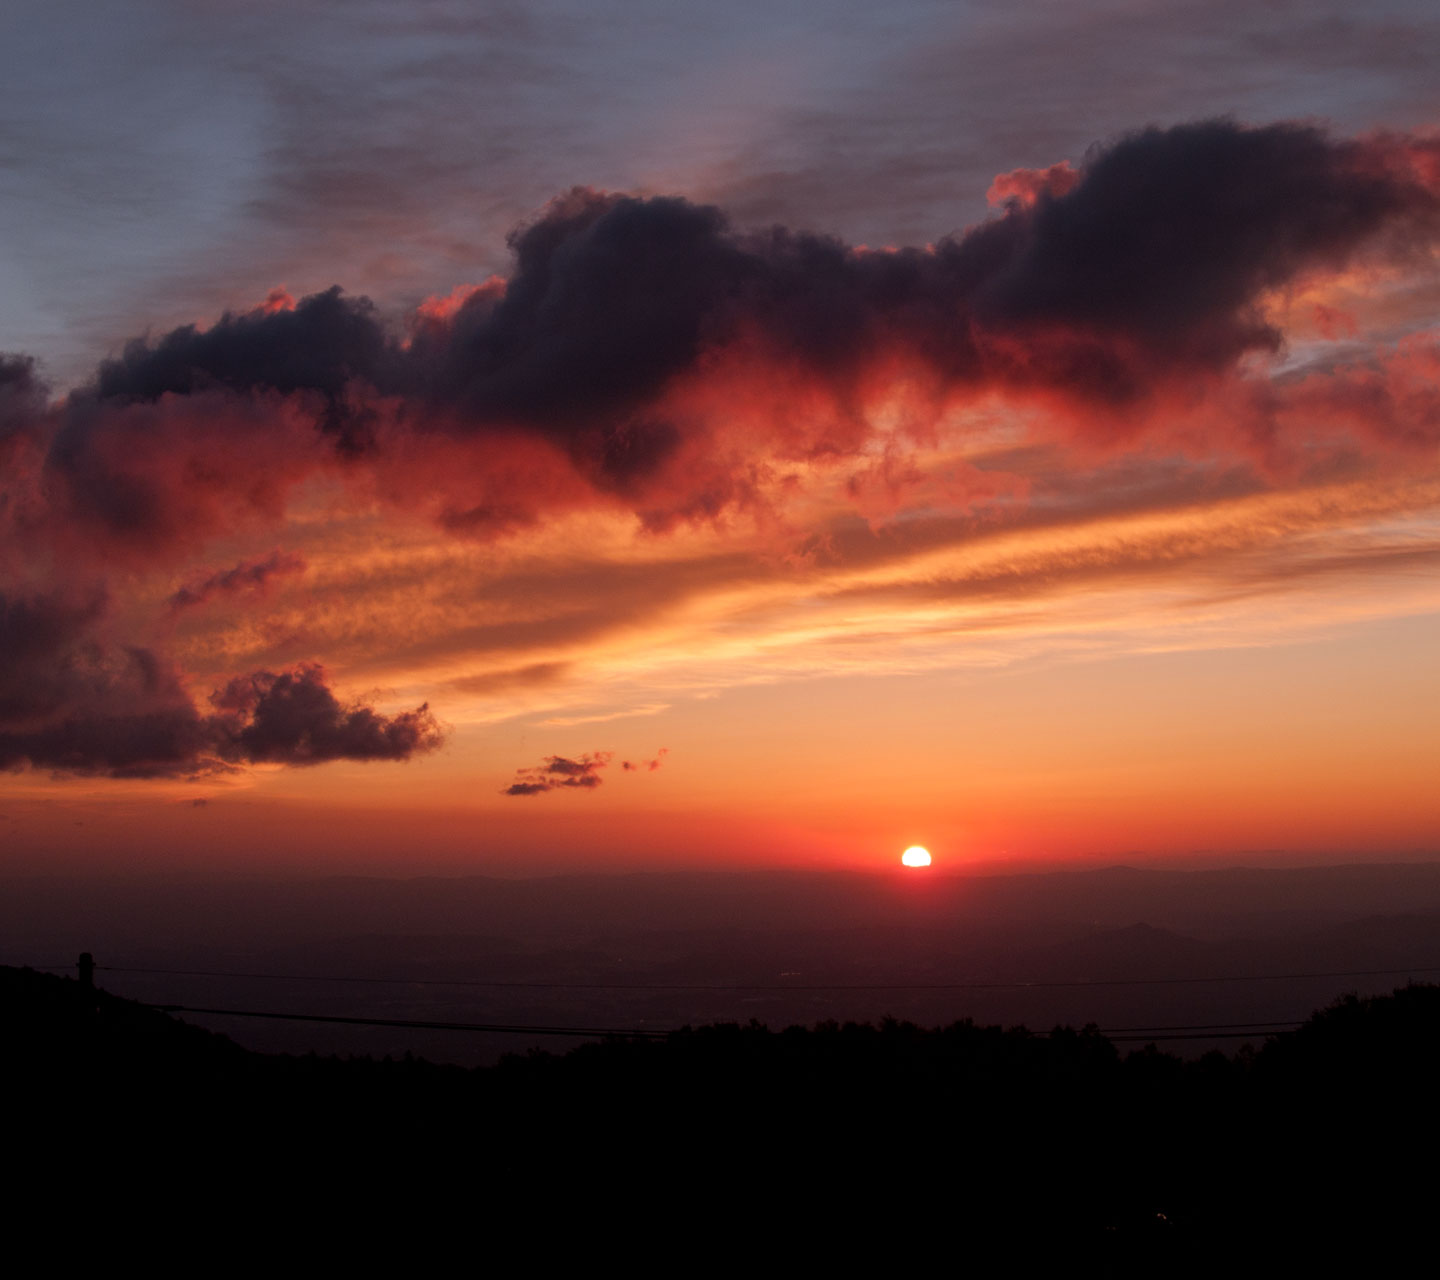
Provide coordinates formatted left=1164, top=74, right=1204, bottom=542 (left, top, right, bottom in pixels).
left=901, top=845, right=932, bottom=867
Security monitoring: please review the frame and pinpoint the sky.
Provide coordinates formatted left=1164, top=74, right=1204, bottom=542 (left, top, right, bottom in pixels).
left=2, top=0, right=1439, bottom=876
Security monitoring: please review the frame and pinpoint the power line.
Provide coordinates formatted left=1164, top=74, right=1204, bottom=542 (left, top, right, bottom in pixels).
left=148, top=1001, right=1300, bottom=1042
left=14, top=958, right=1413, bottom=1042
left=96, top=961, right=1440, bottom=992
left=149, top=1004, right=668, bottom=1039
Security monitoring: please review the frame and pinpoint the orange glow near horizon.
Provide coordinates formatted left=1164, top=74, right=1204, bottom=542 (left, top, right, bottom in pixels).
left=7, top=446, right=1440, bottom=876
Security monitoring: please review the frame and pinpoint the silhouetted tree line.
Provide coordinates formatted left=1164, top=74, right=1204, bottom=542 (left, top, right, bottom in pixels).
left=6, top=965, right=1437, bottom=1273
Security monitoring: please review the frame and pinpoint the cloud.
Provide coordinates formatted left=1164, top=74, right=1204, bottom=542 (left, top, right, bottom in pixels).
left=697, top=0, right=1440, bottom=250
left=964, top=124, right=1438, bottom=389
left=208, top=665, right=445, bottom=767
left=622, top=748, right=669, bottom=772
left=502, top=750, right=613, bottom=795
left=91, top=285, right=390, bottom=452
left=168, top=550, right=306, bottom=612
left=987, top=162, right=1081, bottom=209
left=22, top=119, right=1434, bottom=559
left=503, top=746, right=670, bottom=792
left=449, top=662, right=573, bottom=696
left=0, top=354, right=46, bottom=429
left=0, top=588, right=443, bottom=777
left=543, top=704, right=671, bottom=727
left=3, top=117, right=1440, bottom=781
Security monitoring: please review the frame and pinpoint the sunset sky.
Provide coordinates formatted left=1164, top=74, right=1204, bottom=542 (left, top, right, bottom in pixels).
left=3, top=0, right=1439, bottom=875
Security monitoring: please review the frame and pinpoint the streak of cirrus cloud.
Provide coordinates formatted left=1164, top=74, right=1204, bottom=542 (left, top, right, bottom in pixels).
left=167, top=550, right=307, bottom=613
left=2, top=120, right=1440, bottom=779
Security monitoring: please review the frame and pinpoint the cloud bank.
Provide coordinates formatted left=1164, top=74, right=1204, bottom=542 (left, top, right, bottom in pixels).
left=2, top=119, right=1439, bottom=780
left=21, top=120, right=1440, bottom=554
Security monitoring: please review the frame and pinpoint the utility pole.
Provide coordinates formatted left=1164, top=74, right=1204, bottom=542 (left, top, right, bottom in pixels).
left=78, top=952, right=95, bottom=990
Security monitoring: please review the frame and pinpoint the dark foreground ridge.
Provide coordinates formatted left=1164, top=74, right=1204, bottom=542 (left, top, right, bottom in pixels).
left=7, top=964, right=1437, bottom=1272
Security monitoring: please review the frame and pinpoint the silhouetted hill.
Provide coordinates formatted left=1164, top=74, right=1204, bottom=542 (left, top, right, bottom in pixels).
left=8, top=963, right=1440, bottom=1270
left=2, top=963, right=248, bottom=1083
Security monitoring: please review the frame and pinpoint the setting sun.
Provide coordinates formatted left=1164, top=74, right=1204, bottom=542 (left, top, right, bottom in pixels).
left=901, top=846, right=933, bottom=868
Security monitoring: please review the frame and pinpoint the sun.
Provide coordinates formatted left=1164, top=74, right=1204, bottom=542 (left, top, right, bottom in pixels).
left=901, top=845, right=932, bottom=868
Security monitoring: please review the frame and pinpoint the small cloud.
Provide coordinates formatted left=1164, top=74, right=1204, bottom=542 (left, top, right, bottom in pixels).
left=623, top=747, right=669, bottom=772
left=502, top=750, right=613, bottom=796
left=503, top=781, right=552, bottom=796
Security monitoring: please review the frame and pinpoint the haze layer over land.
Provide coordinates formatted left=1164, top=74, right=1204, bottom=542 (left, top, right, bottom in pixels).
left=10, top=863, right=1440, bottom=1064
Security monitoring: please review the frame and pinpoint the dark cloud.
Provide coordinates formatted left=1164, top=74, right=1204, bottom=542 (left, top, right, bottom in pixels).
left=502, top=781, right=551, bottom=796
left=0, top=586, right=218, bottom=777
left=971, top=122, right=1438, bottom=385
left=503, top=750, right=612, bottom=795
left=427, top=193, right=745, bottom=427
left=0, top=586, right=110, bottom=726
left=17, top=120, right=1433, bottom=556
left=0, top=588, right=443, bottom=777
left=423, top=121, right=1435, bottom=422
left=0, top=354, right=46, bottom=430
left=89, top=286, right=390, bottom=451
left=168, top=550, right=306, bottom=612
left=208, top=665, right=444, bottom=767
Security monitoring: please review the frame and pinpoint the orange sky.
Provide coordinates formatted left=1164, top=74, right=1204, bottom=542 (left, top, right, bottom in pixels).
left=3, top=120, right=1440, bottom=875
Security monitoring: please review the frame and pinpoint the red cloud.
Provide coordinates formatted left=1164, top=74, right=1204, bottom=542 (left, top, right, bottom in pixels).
left=168, top=550, right=306, bottom=611
left=987, top=161, right=1081, bottom=208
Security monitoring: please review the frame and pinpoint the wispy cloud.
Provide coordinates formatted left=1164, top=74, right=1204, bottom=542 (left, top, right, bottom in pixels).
left=542, top=704, right=671, bottom=727
left=168, top=550, right=306, bottom=612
